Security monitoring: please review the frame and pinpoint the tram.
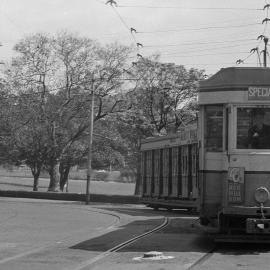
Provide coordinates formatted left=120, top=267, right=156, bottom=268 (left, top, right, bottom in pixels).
left=140, top=67, right=270, bottom=240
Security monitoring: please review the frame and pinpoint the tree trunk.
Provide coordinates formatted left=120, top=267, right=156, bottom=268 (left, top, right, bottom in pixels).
left=60, top=164, right=70, bottom=192
left=48, top=120, right=60, bottom=192
left=48, top=163, right=60, bottom=191
left=30, top=165, right=41, bottom=191
left=33, top=174, right=39, bottom=191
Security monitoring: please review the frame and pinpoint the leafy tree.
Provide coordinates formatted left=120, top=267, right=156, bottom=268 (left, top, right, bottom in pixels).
left=117, top=57, right=206, bottom=192
left=0, top=81, right=12, bottom=164
left=130, top=57, right=205, bottom=134
left=5, top=32, right=132, bottom=191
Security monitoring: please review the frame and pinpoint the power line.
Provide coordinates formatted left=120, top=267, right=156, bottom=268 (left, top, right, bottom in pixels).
left=137, top=23, right=261, bottom=34
left=143, top=44, right=256, bottom=58
left=235, top=4, right=269, bottom=66
left=104, top=1, right=267, bottom=65
left=111, top=6, right=130, bottom=32
left=163, top=51, right=248, bottom=58
left=97, top=21, right=260, bottom=39
left=159, top=42, right=257, bottom=56
left=142, top=38, right=255, bottom=48
left=117, top=5, right=262, bottom=11
left=173, top=62, right=256, bottom=66
left=105, top=1, right=142, bottom=58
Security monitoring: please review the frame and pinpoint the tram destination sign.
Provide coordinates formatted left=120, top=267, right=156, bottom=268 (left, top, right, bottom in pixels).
left=227, top=167, right=245, bottom=204
left=248, top=86, right=270, bottom=100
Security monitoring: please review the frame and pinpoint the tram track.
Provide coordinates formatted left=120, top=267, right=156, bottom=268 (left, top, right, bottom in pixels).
left=0, top=200, right=171, bottom=269
left=72, top=216, right=170, bottom=270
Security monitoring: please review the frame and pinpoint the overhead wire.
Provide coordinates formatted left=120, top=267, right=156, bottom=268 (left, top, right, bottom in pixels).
left=117, top=5, right=262, bottom=11
left=96, top=17, right=258, bottom=38
left=142, top=38, right=256, bottom=48
left=102, top=1, right=267, bottom=70
left=160, top=42, right=258, bottom=56
left=164, top=51, right=248, bottom=58
left=137, top=22, right=261, bottom=34
left=104, top=1, right=141, bottom=63
left=235, top=2, right=270, bottom=66
left=140, top=32, right=260, bottom=61
left=1, top=0, right=267, bottom=74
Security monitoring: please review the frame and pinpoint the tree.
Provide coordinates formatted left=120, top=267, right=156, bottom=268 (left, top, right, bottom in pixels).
left=5, top=32, right=133, bottom=191
left=51, top=35, right=132, bottom=190
left=116, top=57, right=206, bottom=193
left=0, top=80, right=12, bottom=164
left=130, top=57, right=205, bottom=134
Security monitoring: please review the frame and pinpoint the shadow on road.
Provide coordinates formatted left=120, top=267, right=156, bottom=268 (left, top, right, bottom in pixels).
left=97, top=206, right=198, bottom=218
left=216, top=243, right=270, bottom=255
left=71, top=207, right=270, bottom=255
left=71, top=217, right=213, bottom=253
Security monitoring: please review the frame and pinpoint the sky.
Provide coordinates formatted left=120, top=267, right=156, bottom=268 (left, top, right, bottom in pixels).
left=0, top=0, right=269, bottom=74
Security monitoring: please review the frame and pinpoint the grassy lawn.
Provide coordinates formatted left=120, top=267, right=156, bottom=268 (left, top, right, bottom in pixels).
left=0, top=176, right=135, bottom=196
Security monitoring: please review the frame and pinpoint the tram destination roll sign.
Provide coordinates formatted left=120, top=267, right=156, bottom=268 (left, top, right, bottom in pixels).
left=227, top=167, right=245, bottom=204
left=248, top=87, right=270, bottom=100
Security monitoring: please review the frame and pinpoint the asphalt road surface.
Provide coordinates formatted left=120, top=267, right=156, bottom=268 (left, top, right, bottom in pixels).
left=1, top=198, right=270, bottom=270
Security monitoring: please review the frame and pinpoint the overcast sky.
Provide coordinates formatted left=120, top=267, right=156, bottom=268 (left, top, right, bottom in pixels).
left=0, top=0, right=268, bottom=74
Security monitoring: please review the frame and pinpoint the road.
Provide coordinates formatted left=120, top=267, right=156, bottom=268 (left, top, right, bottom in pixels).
left=1, top=198, right=270, bottom=270
left=0, top=198, right=123, bottom=270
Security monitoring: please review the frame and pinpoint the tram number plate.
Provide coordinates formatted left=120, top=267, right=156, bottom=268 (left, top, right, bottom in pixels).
left=246, top=218, right=270, bottom=234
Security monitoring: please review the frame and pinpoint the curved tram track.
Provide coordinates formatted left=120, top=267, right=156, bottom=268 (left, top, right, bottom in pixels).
left=73, top=217, right=170, bottom=270
left=1, top=200, right=214, bottom=270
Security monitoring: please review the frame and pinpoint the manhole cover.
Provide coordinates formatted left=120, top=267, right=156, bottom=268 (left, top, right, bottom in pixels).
left=133, top=251, right=174, bottom=261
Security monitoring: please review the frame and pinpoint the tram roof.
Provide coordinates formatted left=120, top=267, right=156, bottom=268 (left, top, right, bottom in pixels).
left=141, top=125, right=197, bottom=150
left=200, top=67, right=270, bottom=91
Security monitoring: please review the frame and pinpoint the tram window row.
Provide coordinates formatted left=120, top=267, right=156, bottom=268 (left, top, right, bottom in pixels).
left=141, top=143, right=199, bottom=200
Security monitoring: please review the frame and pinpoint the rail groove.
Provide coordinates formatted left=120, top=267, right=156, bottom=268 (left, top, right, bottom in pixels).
left=73, top=217, right=170, bottom=270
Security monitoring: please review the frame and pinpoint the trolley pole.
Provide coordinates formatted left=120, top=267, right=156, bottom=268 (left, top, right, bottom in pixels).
left=263, top=37, right=269, bottom=67
left=86, top=85, right=94, bottom=205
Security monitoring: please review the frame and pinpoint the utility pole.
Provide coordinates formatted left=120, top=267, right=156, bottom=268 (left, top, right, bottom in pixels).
left=263, top=37, right=269, bottom=67
left=86, top=83, right=95, bottom=205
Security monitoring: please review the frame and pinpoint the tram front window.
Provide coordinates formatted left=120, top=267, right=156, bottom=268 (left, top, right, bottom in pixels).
left=237, top=108, right=270, bottom=149
left=205, top=105, right=223, bottom=152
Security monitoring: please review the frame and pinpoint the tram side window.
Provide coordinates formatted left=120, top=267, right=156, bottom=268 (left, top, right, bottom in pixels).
left=237, top=108, right=270, bottom=149
left=204, top=105, right=223, bottom=152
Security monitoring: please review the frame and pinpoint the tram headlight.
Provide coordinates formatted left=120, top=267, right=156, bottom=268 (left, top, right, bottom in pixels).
left=254, top=187, right=270, bottom=204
